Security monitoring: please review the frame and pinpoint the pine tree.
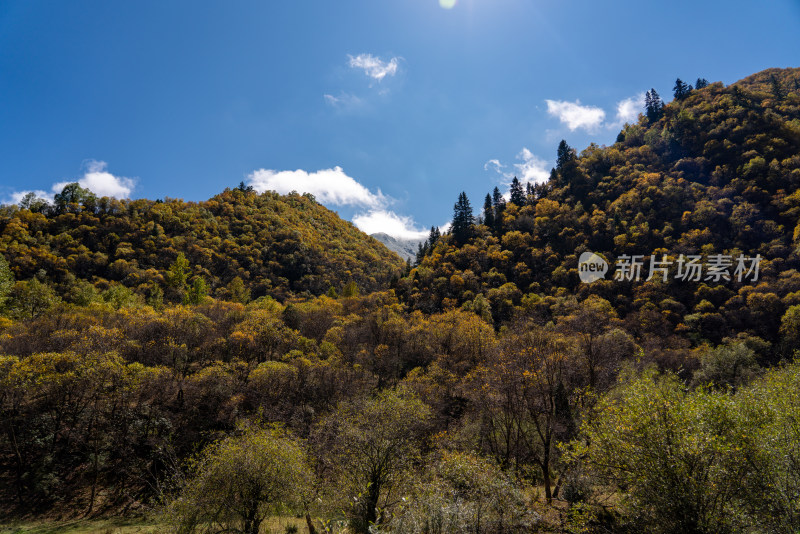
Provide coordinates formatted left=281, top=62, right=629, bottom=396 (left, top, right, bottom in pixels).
left=491, top=187, right=505, bottom=235
left=451, top=192, right=474, bottom=245
left=428, top=226, right=441, bottom=245
left=483, top=193, right=495, bottom=229
left=554, top=140, right=581, bottom=192
left=645, top=89, right=664, bottom=121
left=556, top=140, right=576, bottom=170
left=770, top=74, right=785, bottom=100
left=236, top=181, right=255, bottom=193
left=673, top=78, right=691, bottom=100
left=695, top=78, right=709, bottom=90
left=509, top=177, right=525, bottom=206
left=415, top=242, right=428, bottom=266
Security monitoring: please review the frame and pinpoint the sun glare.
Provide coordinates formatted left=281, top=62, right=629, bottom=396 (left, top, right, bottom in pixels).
left=439, top=0, right=457, bottom=9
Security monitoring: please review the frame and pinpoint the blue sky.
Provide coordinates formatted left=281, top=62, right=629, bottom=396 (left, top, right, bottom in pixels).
left=1, top=0, right=798, bottom=239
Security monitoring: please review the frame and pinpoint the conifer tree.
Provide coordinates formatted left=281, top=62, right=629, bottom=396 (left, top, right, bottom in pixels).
left=483, top=193, right=495, bottom=229
left=556, top=140, right=576, bottom=170
left=770, top=74, right=785, bottom=100
left=645, top=89, right=664, bottom=121
left=509, top=177, right=525, bottom=206
left=695, top=78, right=709, bottom=89
left=428, top=226, right=441, bottom=246
left=492, top=187, right=505, bottom=235
left=673, top=78, right=691, bottom=100
left=451, top=192, right=474, bottom=245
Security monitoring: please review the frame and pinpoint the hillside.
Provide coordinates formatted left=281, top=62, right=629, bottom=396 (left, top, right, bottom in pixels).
left=400, top=67, right=800, bottom=357
left=4, top=67, right=800, bottom=533
left=0, top=187, right=405, bottom=305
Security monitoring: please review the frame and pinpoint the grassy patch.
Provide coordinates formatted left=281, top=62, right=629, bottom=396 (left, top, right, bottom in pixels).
left=0, top=518, right=160, bottom=534
left=0, top=516, right=309, bottom=534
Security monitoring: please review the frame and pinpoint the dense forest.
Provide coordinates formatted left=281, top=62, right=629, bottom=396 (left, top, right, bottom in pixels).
left=1, top=67, right=800, bottom=533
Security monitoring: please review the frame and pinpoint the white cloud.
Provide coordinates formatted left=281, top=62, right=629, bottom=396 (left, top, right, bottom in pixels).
left=514, top=148, right=550, bottom=185
left=247, top=166, right=387, bottom=209
left=352, top=210, right=429, bottom=240
left=247, top=166, right=435, bottom=241
left=483, top=159, right=505, bottom=173
left=612, top=93, right=645, bottom=126
left=485, top=148, right=551, bottom=191
left=323, top=92, right=364, bottom=110
left=52, top=160, right=136, bottom=198
left=545, top=99, right=606, bottom=132
left=4, top=160, right=135, bottom=205
left=4, top=190, right=50, bottom=206
left=348, top=54, right=399, bottom=82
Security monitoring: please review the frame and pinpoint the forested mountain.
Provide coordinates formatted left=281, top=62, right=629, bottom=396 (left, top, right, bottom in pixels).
left=0, top=187, right=405, bottom=306
left=402, top=67, right=800, bottom=359
left=3, top=68, right=800, bottom=533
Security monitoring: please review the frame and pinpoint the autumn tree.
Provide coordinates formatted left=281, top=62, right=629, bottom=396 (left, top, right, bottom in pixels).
left=314, top=388, right=432, bottom=533
left=558, top=295, right=625, bottom=390
left=167, top=252, right=190, bottom=302
left=470, top=329, right=571, bottom=502
left=165, top=424, right=313, bottom=534
left=0, top=254, right=13, bottom=312
left=10, top=278, right=60, bottom=319
left=390, top=451, right=529, bottom=533
left=575, top=368, right=747, bottom=534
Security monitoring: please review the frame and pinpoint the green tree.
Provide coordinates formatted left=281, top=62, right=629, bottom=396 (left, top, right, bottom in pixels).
left=227, top=276, right=251, bottom=304
left=735, top=364, right=800, bottom=532
left=165, top=424, right=313, bottom=534
left=391, top=451, right=528, bottom=533
left=315, top=388, right=432, bottom=533
left=575, top=367, right=746, bottom=534
left=0, top=254, right=13, bottom=312
left=673, top=78, right=691, bottom=100
left=10, top=279, right=61, bottom=319
left=645, top=88, right=664, bottom=121
left=770, top=74, right=785, bottom=100
left=556, top=139, right=576, bottom=170
left=693, top=342, right=758, bottom=390
left=780, top=304, right=800, bottom=349
left=341, top=280, right=360, bottom=298
left=491, top=186, right=506, bottom=235
left=184, top=277, right=209, bottom=305
left=168, top=253, right=190, bottom=289
left=18, top=192, right=48, bottom=212
left=53, top=182, right=96, bottom=213
left=451, top=192, right=474, bottom=246
left=509, top=177, right=525, bottom=206
left=482, top=193, right=495, bottom=229
left=695, top=77, right=709, bottom=89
